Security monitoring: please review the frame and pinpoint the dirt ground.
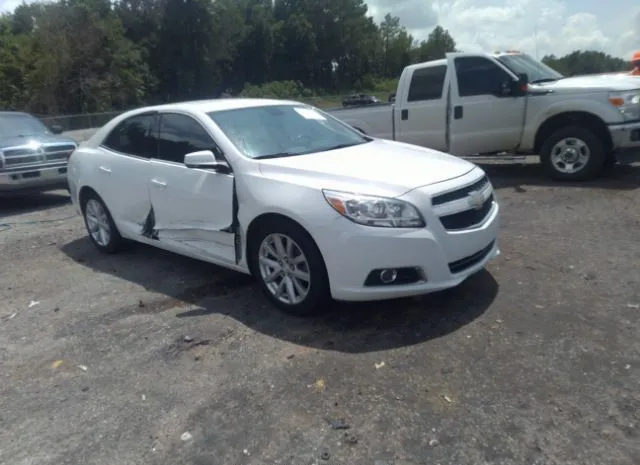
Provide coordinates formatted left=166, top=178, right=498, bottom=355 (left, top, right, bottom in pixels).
left=1, top=162, right=639, bottom=465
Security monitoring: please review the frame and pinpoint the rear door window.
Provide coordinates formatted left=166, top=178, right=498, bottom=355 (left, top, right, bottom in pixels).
left=407, top=65, right=447, bottom=102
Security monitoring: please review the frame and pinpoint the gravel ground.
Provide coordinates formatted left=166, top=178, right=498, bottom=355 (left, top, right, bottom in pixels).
left=1, top=162, right=639, bottom=465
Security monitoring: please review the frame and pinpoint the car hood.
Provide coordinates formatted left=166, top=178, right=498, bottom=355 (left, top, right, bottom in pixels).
left=257, top=138, right=477, bottom=197
left=532, top=74, right=640, bottom=92
left=0, top=134, right=77, bottom=150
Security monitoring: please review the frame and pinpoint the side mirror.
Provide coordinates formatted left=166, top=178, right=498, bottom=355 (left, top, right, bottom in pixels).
left=51, top=124, right=64, bottom=134
left=499, top=80, right=512, bottom=96
left=515, top=72, right=529, bottom=95
left=184, top=150, right=231, bottom=173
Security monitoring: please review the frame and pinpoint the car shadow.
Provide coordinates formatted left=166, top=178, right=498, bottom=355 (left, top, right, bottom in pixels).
left=0, top=191, right=70, bottom=219
left=477, top=162, right=640, bottom=191
left=61, top=237, right=498, bottom=354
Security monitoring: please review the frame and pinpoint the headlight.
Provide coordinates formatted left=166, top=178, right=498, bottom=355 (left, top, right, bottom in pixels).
left=322, top=189, right=425, bottom=228
left=609, top=90, right=640, bottom=121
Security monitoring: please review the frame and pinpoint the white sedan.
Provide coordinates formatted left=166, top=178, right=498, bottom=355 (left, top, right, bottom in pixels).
left=67, top=99, right=500, bottom=315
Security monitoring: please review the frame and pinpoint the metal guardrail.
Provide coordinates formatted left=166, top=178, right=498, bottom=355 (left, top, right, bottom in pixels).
left=39, top=111, right=123, bottom=132
left=34, top=93, right=394, bottom=132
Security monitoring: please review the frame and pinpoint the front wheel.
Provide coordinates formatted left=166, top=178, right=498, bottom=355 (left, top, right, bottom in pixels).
left=540, top=126, right=607, bottom=181
left=250, top=220, right=330, bottom=316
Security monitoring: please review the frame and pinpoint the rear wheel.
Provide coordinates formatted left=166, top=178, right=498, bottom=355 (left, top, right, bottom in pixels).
left=249, top=219, right=330, bottom=316
left=81, top=192, right=123, bottom=253
left=540, top=126, right=607, bottom=181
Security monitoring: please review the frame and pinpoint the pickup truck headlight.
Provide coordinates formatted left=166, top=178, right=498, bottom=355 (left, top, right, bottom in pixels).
left=609, top=90, right=640, bottom=121
left=322, top=189, right=425, bottom=228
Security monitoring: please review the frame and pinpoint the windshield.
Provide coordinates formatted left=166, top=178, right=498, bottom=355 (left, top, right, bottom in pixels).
left=497, top=53, right=564, bottom=83
left=0, top=113, right=51, bottom=139
left=207, top=104, right=370, bottom=159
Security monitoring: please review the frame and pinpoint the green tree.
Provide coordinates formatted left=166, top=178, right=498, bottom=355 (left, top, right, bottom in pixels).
left=414, top=25, right=457, bottom=62
left=542, top=50, right=630, bottom=76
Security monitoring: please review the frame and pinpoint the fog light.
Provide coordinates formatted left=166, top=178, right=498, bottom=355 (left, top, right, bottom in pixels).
left=379, top=269, right=398, bottom=284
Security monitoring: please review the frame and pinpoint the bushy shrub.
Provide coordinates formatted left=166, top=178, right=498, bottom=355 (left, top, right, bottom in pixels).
left=239, top=80, right=312, bottom=99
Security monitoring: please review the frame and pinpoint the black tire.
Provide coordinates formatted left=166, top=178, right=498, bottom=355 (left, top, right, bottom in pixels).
left=602, top=153, right=618, bottom=174
left=249, top=219, right=330, bottom=316
left=81, top=191, right=124, bottom=254
left=540, top=125, right=607, bottom=181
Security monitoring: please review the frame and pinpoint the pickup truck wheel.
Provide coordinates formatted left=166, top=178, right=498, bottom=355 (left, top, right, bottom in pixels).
left=540, top=126, right=606, bottom=181
left=250, top=220, right=330, bottom=317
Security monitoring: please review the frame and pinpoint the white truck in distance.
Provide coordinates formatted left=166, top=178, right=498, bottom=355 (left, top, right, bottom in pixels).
left=327, top=51, right=640, bottom=181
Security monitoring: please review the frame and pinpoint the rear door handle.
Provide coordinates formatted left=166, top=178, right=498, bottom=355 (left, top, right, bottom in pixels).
left=151, top=178, right=167, bottom=189
left=453, top=105, right=463, bottom=120
left=401, top=109, right=409, bottom=120
left=98, top=166, right=111, bottom=174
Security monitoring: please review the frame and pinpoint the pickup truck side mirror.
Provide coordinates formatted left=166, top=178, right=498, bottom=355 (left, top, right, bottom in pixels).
left=184, top=150, right=231, bottom=173
left=50, top=123, right=64, bottom=134
left=514, top=72, right=529, bottom=95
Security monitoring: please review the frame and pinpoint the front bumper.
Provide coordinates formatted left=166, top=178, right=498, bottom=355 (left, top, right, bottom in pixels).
left=0, top=164, right=69, bottom=195
left=609, top=120, right=640, bottom=161
left=314, top=201, right=500, bottom=302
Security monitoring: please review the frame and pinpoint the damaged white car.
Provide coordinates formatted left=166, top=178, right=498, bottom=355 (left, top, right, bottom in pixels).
left=67, top=99, right=500, bottom=315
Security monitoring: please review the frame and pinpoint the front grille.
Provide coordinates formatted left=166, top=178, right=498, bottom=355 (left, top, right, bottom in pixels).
left=44, top=144, right=75, bottom=162
left=448, top=240, right=495, bottom=274
left=44, top=144, right=75, bottom=153
left=3, top=148, right=42, bottom=166
left=1, top=143, right=75, bottom=167
left=432, top=175, right=489, bottom=206
left=440, top=194, right=494, bottom=230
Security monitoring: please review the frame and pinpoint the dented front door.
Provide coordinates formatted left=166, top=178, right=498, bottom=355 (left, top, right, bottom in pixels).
left=148, top=159, right=236, bottom=263
left=146, top=112, right=236, bottom=264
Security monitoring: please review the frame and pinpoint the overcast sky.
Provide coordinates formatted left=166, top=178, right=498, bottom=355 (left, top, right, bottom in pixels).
left=1, top=0, right=638, bottom=60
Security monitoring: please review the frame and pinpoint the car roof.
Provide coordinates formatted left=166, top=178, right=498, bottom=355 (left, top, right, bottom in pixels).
left=125, top=98, right=302, bottom=116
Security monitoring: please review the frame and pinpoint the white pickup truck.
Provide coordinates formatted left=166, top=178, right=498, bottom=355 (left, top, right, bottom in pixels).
left=326, top=51, right=640, bottom=181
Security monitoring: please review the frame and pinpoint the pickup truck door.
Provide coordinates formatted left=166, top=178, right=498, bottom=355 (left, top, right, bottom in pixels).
left=393, top=63, right=450, bottom=152
left=447, top=54, right=527, bottom=156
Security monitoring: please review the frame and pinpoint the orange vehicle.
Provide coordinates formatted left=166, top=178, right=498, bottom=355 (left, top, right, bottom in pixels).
left=630, top=51, right=640, bottom=76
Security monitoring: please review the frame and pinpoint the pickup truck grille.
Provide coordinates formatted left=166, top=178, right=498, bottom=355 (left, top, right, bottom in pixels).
left=2, top=143, right=75, bottom=167
left=431, top=174, right=495, bottom=231
left=44, top=144, right=76, bottom=161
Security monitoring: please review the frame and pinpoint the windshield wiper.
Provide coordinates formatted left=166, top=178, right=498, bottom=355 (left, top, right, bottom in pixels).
left=253, top=152, right=303, bottom=160
left=530, top=78, right=561, bottom=84
left=321, top=141, right=369, bottom=152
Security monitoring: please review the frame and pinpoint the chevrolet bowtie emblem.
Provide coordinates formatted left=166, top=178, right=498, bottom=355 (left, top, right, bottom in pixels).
left=467, top=190, right=484, bottom=210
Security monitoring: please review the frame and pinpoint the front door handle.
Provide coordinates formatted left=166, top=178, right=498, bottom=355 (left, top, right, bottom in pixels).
left=151, top=178, right=167, bottom=189
left=453, top=105, right=463, bottom=120
left=401, top=109, right=409, bottom=120
left=98, top=166, right=111, bottom=174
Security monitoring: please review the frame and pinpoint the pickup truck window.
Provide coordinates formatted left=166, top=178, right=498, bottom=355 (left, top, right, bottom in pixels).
left=102, top=113, right=158, bottom=159
left=454, top=57, right=512, bottom=97
left=407, top=65, right=447, bottom=102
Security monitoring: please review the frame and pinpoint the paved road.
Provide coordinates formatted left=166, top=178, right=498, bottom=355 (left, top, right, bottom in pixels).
left=1, top=163, right=639, bottom=465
